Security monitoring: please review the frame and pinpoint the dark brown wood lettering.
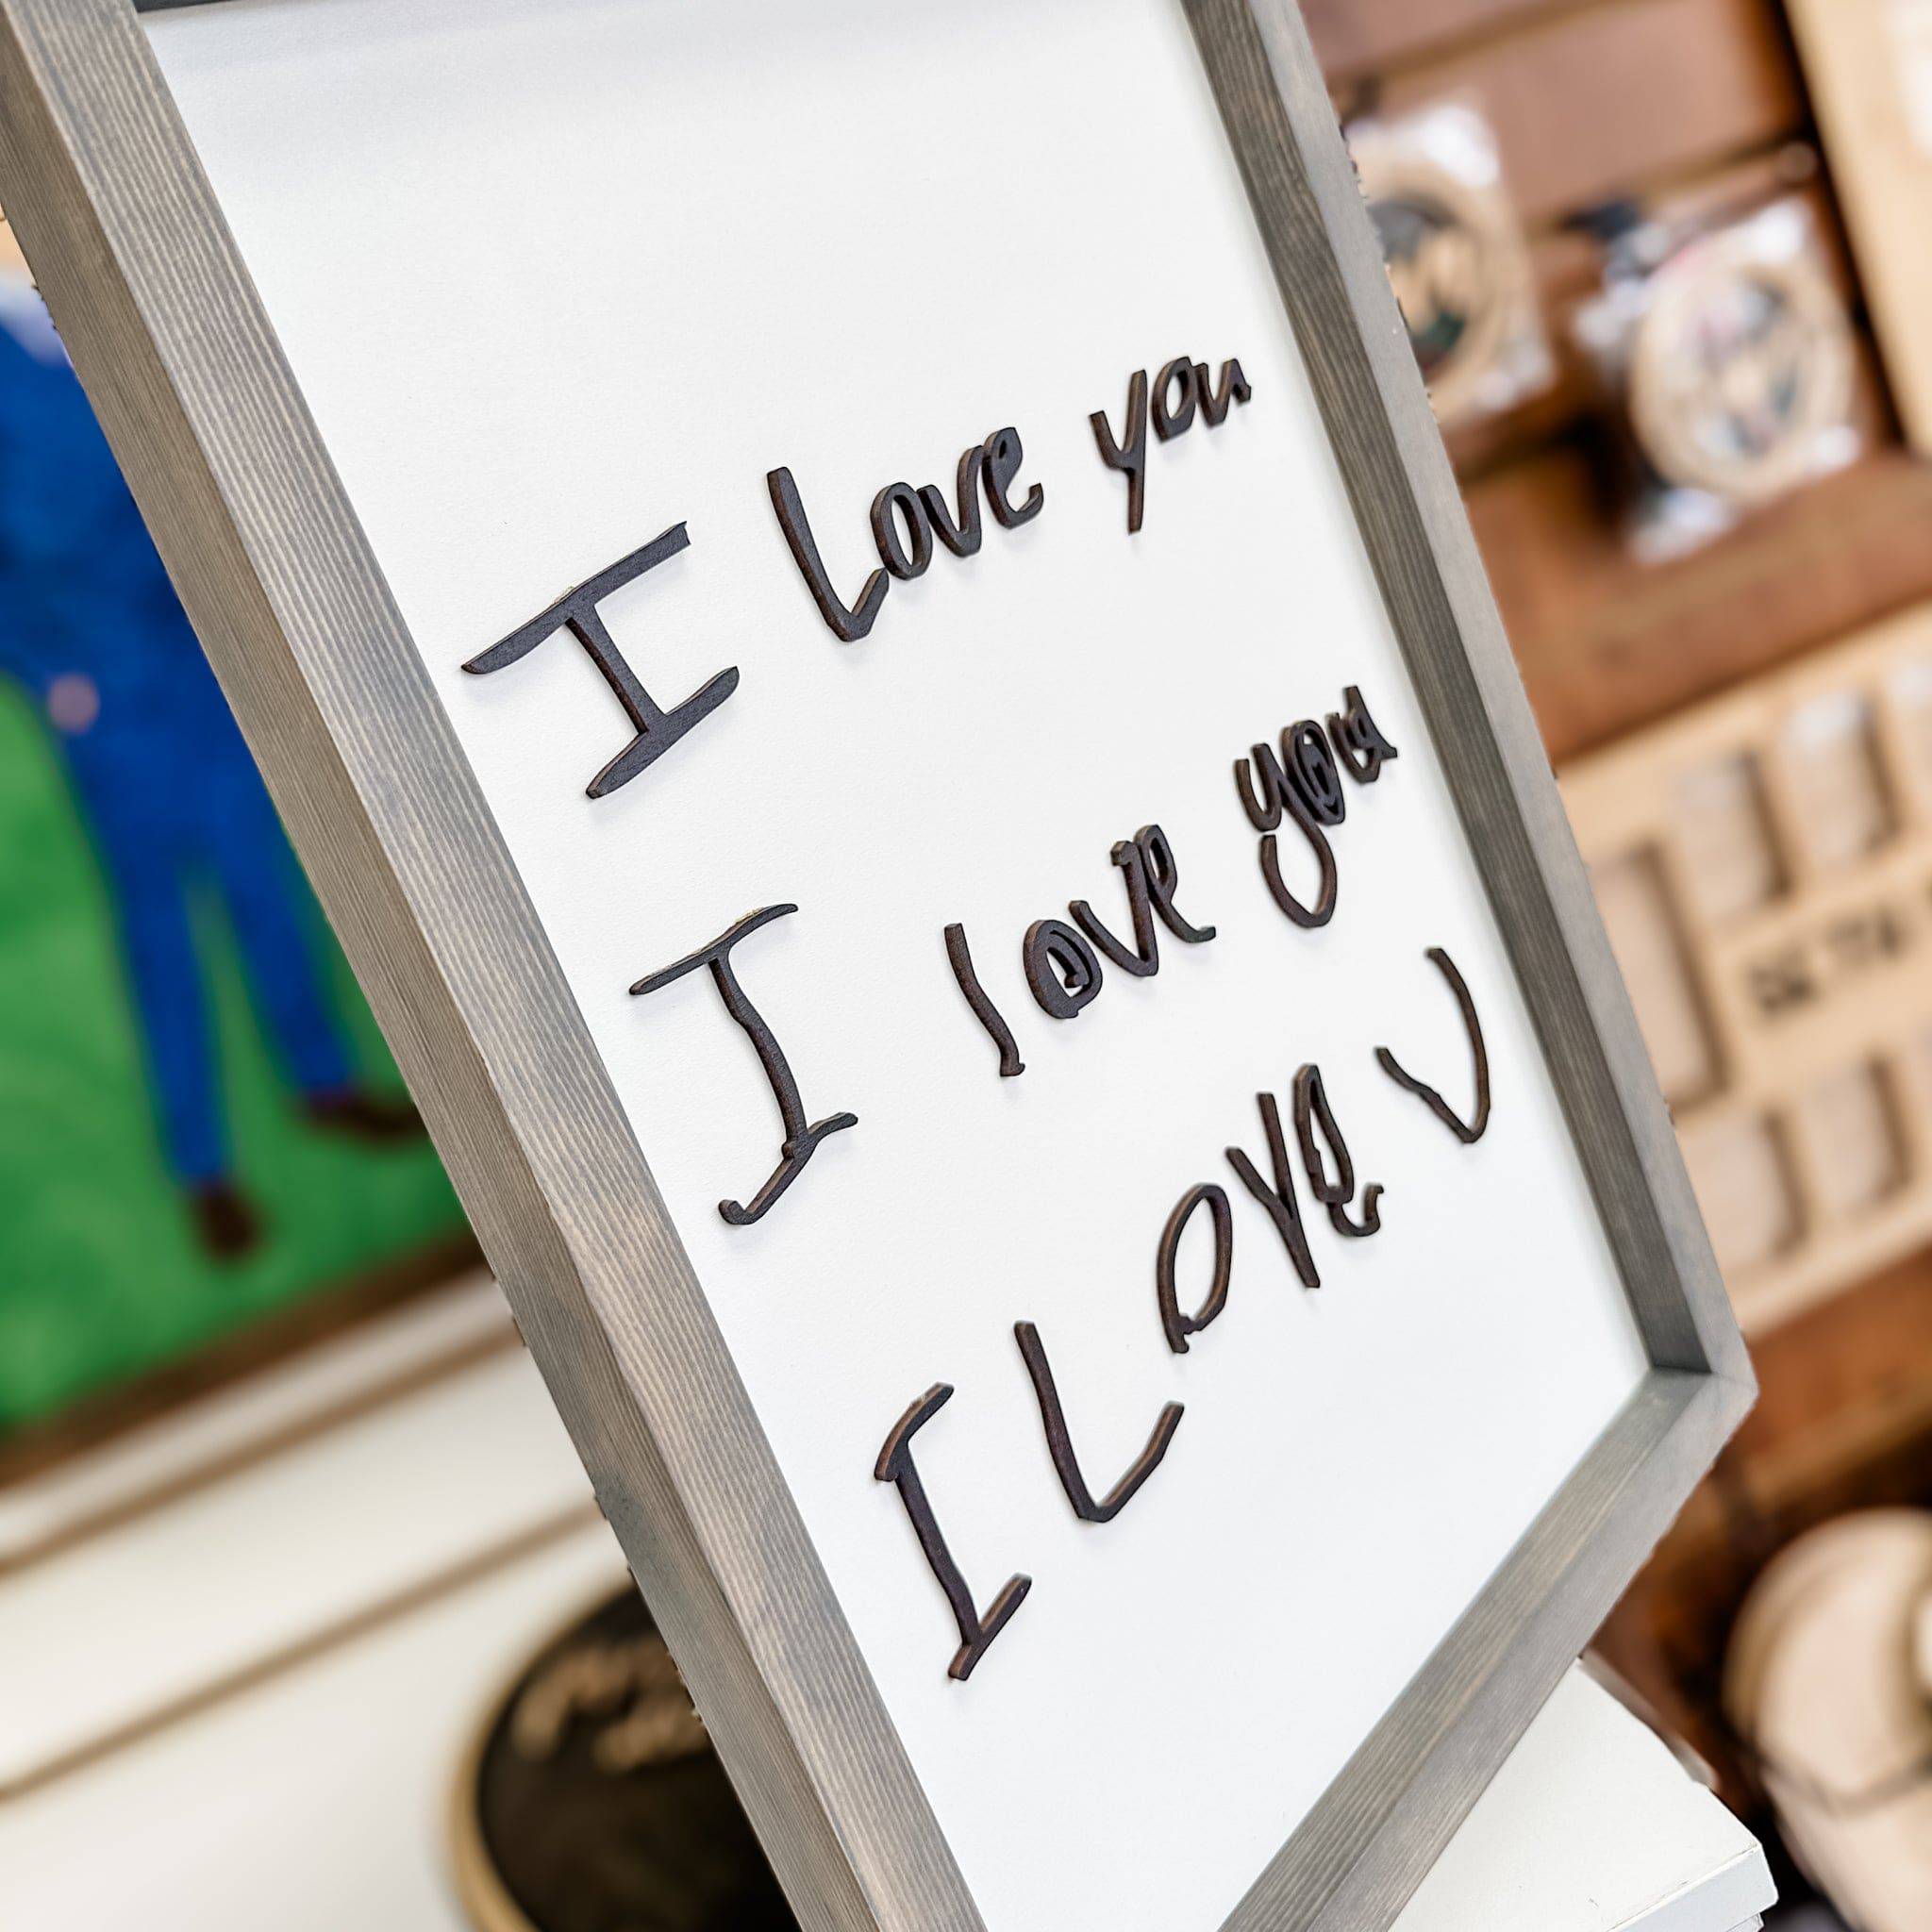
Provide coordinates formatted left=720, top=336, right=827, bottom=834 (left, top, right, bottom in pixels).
left=1235, top=693, right=1401, bottom=927
left=1070, top=839, right=1160, bottom=978
left=767, top=467, right=890, bottom=642
left=1091, top=357, right=1251, bottom=531
left=943, top=923, right=1025, bottom=1078
left=1157, top=1182, right=1234, bottom=1354
left=875, top=1384, right=1032, bottom=1682
left=1235, top=739, right=1291, bottom=831
left=1013, top=1321, right=1185, bottom=1524
left=870, top=481, right=933, bottom=580
left=1285, top=721, right=1346, bottom=826
left=1137, top=823, right=1216, bottom=943
left=1375, top=947, right=1492, bottom=1144
left=1225, top=1091, right=1322, bottom=1289
left=1239, top=724, right=1345, bottom=830
left=1152, top=355, right=1199, bottom=441
left=981, top=426, right=1044, bottom=529
left=1090, top=367, right=1149, bottom=534
left=1327, top=684, right=1399, bottom=783
left=462, top=523, right=738, bottom=799
left=941, top=827, right=1216, bottom=1072
left=920, top=445, right=986, bottom=558
left=1259, top=777, right=1339, bottom=929
left=1292, top=1064, right=1384, bottom=1237
left=773, top=428, right=1041, bottom=641
left=1023, top=918, right=1104, bottom=1020
left=1195, top=356, right=1252, bottom=425
left=629, top=904, right=858, bottom=1224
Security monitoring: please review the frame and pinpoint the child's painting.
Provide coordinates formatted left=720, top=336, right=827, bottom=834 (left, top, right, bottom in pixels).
left=0, top=257, right=469, bottom=1456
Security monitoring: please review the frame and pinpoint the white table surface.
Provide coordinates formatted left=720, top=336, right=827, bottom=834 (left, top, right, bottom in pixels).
left=0, top=1287, right=1774, bottom=1931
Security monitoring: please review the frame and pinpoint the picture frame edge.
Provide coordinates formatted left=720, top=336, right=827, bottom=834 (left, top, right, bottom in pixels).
left=1223, top=1365, right=1740, bottom=1929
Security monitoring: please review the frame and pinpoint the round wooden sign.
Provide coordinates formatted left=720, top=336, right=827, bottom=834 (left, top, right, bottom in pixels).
left=1724, top=1511, right=1932, bottom=1932
left=1628, top=227, right=1853, bottom=505
left=450, top=1587, right=796, bottom=1932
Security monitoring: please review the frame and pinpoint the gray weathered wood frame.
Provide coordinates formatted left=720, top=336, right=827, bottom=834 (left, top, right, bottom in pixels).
left=0, top=2, right=1753, bottom=1927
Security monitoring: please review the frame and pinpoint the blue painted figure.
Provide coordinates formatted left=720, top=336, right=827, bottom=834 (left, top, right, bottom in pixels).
left=0, top=279, right=418, bottom=1257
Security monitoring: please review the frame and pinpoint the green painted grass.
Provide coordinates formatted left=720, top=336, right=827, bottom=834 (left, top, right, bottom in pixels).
left=0, top=683, right=467, bottom=1432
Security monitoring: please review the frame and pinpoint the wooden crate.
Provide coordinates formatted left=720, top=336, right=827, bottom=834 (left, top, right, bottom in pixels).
left=1563, top=606, right=1932, bottom=1331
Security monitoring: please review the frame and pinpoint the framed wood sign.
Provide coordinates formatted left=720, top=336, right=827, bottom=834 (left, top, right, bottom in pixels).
left=0, top=3, right=1753, bottom=1927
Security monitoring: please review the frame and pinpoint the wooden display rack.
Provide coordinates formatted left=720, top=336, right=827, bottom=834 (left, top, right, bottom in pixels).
left=1563, top=606, right=1932, bottom=1331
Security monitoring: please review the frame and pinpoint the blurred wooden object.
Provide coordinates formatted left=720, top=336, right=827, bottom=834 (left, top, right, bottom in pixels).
left=1563, top=607, right=1932, bottom=1331
left=1724, top=1512, right=1932, bottom=1931
left=1441, top=147, right=1831, bottom=480
left=1786, top=0, right=1932, bottom=456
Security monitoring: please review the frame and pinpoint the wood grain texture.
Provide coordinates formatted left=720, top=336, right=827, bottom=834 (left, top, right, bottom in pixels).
left=0, top=3, right=1752, bottom=1929
left=0, top=5, right=978, bottom=1928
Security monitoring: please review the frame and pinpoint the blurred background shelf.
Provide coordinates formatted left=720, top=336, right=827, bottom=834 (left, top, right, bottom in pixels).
left=1491, top=451, right=1932, bottom=761
left=1311, top=0, right=1932, bottom=1922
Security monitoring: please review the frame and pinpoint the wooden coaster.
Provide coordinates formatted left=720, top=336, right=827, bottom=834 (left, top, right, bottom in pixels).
left=449, top=1586, right=795, bottom=1932
left=1628, top=215, right=1854, bottom=507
